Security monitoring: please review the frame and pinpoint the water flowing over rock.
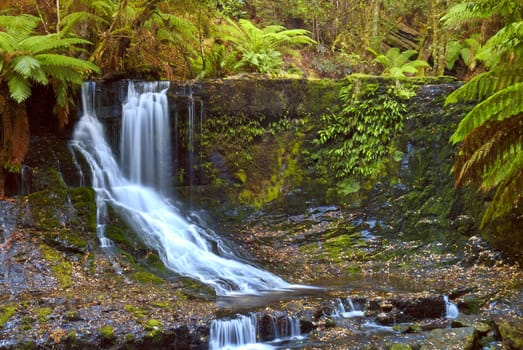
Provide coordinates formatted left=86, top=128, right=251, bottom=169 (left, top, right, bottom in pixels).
left=69, top=81, right=293, bottom=295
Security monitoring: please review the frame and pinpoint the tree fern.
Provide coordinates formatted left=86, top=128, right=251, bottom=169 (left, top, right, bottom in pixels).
left=221, top=17, right=315, bottom=74
left=450, top=81, right=523, bottom=142
left=0, top=14, right=39, bottom=41
left=445, top=1, right=523, bottom=226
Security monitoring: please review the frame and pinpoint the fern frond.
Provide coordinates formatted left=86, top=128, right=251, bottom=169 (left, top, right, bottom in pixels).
left=476, top=21, right=523, bottom=67
left=19, top=35, right=92, bottom=55
left=10, top=56, right=49, bottom=85
left=0, top=14, right=39, bottom=41
left=0, top=32, right=16, bottom=52
left=35, top=53, right=100, bottom=74
left=481, top=151, right=523, bottom=225
left=60, top=11, right=109, bottom=34
left=446, top=65, right=523, bottom=104
left=87, top=0, right=118, bottom=18
left=446, top=66, right=523, bottom=105
left=6, top=73, right=32, bottom=103
left=451, top=82, right=523, bottom=142
left=41, top=65, right=83, bottom=84
left=454, top=115, right=523, bottom=186
left=481, top=144, right=522, bottom=191
left=441, top=2, right=493, bottom=27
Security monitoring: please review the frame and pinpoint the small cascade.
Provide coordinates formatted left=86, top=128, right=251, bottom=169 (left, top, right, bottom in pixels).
left=444, top=295, right=459, bottom=320
left=266, top=312, right=303, bottom=341
left=333, top=297, right=365, bottom=318
left=19, top=165, right=31, bottom=195
left=209, top=313, right=303, bottom=350
left=209, top=314, right=259, bottom=350
left=70, top=81, right=295, bottom=295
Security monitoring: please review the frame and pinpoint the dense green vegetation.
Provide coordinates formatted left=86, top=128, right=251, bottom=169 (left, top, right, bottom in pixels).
left=0, top=0, right=521, bottom=248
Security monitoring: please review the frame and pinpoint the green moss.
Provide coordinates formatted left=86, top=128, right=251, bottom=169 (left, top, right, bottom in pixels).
left=0, top=305, right=17, bottom=328
left=69, top=187, right=96, bottom=233
left=390, top=344, right=412, bottom=350
left=124, top=333, right=135, bottom=342
left=27, top=169, right=69, bottom=231
left=125, top=305, right=149, bottom=319
left=98, top=325, right=115, bottom=339
left=323, top=234, right=367, bottom=262
left=40, top=244, right=73, bottom=288
left=498, top=321, right=523, bottom=349
left=129, top=270, right=165, bottom=285
left=144, top=319, right=163, bottom=338
left=36, top=307, right=52, bottom=323
left=20, top=316, right=35, bottom=330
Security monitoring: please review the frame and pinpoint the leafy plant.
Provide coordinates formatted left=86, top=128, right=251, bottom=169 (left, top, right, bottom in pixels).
left=369, top=47, right=430, bottom=79
left=221, top=18, right=315, bottom=74
left=445, top=7, right=523, bottom=225
left=314, top=80, right=408, bottom=180
left=0, top=14, right=99, bottom=188
left=445, top=35, right=482, bottom=71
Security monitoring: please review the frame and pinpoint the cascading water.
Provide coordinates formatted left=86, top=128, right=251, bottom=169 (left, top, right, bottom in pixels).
left=444, top=295, right=459, bottom=320
left=120, top=81, right=172, bottom=193
left=333, top=297, right=365, bottom=318
left=209, top=312, right=303, bottom=350
left=70, top=81, right=293, bottom=295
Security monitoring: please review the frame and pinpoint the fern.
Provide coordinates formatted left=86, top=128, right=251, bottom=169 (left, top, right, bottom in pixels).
left=60, top=11, right=109, bottom=34
left=221, top=17, right=315, bottom=74
left=454, top=115, right=523, bottom=186
left=450, top=81, right=523, bottom=142
left=446, top=1, right=523, bottom=226
left=482, top=151, right=523, bottom=224
left=6, top=74, right=31, bottom=103
left=20, top=35, right=92, bottom=55
left=0, top=14, right=39, bottom=41
left=476, top=21, right=523, bottom=67
left=446, top=66, right=523, bottom=105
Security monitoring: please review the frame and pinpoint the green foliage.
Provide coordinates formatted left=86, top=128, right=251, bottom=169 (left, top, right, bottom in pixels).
left=0, top=14, right=99, bottom=104
left=445, top=35, right=482, bottom=71
left=369, top=47, right=430, bottom=79
left=446, top=1, right=523, bottom=225
left=217, top=0, right=247, bottom=18
left=221, top=18, right=315, bottom=74
left=441, top=0, right=523, bottom=28
left=314, top=80, right=408, bottom=180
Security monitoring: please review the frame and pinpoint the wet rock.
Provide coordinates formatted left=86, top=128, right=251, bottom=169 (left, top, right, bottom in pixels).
left=496, top=317, right=523, bottom=350
left=461, top=236, right=503, bottom=267
left=420, top=326, right=478, bottom=350
left=392, top=296, right=445, bottom=321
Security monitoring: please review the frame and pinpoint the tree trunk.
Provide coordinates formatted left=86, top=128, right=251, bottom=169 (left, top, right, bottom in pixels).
left=0, top=90, right=30, bottom=197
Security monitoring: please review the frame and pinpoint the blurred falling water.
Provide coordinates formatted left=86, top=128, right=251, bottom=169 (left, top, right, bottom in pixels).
left=69, top=81, right=294, bottom=295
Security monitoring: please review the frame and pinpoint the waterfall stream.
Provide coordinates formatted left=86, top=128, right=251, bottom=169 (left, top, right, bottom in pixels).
left=69, top=81, right=293, bottom=295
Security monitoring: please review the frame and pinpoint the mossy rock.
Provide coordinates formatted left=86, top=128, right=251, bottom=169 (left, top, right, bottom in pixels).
left=39, top=244, right=73, bottom=288
left=0, top=304, right=17, bottom=329
left=498, top=319, right=523, bottom=349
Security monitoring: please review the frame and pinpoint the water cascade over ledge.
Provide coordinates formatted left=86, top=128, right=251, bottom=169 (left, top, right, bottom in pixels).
left=69, top=81, right=294, bottom=295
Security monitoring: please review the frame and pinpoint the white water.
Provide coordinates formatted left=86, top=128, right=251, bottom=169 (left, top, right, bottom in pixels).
left=70, top=81, right=293, bottom=295
left=334, top=297, right=365, bottom=318
left=209, top=313, right=303, bottom=350
left=444, top=295, right=459, bottom=319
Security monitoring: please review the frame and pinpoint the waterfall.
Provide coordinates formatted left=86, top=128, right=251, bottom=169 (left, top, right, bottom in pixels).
left=333, top=297, right=365, bottom=318
left=209, top=314, right=260, bottom=350
left=444, top=295, right=459, bottom=319
left=209, top=313, right=302, bottom=350
left=120, top=81, right=172, bottom=193
left=69, top=81, right=293, bottom=295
